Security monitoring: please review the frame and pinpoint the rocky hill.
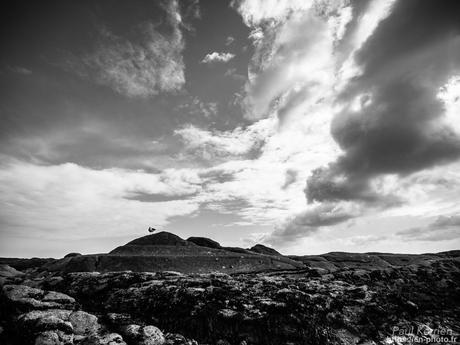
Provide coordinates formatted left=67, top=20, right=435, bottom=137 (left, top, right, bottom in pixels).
left=36, top=232, right=304, bottom=274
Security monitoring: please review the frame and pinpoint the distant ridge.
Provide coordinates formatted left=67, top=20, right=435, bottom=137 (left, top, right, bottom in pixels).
left=4, top=230, right=457, bottom=275
left=249, top=244, right=282, bottom=256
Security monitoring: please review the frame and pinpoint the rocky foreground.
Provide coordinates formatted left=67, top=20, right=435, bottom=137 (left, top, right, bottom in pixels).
left=0, top=233, right=459, bottom=345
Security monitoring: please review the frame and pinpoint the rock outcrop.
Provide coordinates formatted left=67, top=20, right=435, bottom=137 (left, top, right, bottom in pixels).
left=248, top=245, right=281, bottom=257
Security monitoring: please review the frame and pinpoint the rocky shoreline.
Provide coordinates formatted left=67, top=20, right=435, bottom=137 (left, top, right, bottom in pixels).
left=1, top=233, right=459, bottom=345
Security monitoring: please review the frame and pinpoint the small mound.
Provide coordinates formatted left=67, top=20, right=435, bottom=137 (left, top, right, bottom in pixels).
left=125, top=231, right=193, bottom=247
left=64, top=252, right=82, bottom=258
left=249, top=244, right=282, bottom=256
left=187, top=237, right=222, bottom=249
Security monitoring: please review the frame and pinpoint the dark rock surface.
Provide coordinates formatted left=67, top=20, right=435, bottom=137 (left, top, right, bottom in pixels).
left=1, top=252, right=459, bottom=345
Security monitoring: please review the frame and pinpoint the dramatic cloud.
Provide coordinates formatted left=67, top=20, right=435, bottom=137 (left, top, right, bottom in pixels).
left=308, top=0, right=460, bottom=206
left=201, top=52, right=235, bottom=64
left=2, top=0, right=460, bottom=256
left=397, top=214, right=460, bottom=242
left=63, top=1, right=186, bottom=98
left=233, top=0, right=460, bottom=246
left=235, top=0, right=354, bottom=119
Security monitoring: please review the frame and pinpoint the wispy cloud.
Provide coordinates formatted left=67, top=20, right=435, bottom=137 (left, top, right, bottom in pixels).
left=0, top=160, right=201, bottom=242
left=397, top=214, right=460, bottom=242
left=62, top=1, right=186, bottom=98
left=175, top=97, right=218, bottom=119
left=5, top=65, right=32, bottom=75
left=225, top=36, right=235, bottom=46
left=175, top=117, right=274, bottom=160
left=201, top=52, right=235, bottom=64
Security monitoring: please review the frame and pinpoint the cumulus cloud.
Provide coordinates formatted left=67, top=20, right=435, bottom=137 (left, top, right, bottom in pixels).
left=397, top=214, right=460, bottom=242
left=63, top=1, right=186, bottom=98
left=201, top=52, right=235, bottom=64
left=306, top=0, right=460, bottom=207
left=232, top=0, right=313, bottom=27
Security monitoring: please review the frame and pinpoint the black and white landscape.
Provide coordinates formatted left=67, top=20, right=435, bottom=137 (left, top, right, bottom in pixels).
left=0, top=0, right=459, bottom=344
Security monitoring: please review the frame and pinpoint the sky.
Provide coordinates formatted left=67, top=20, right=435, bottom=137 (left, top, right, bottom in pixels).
left=1, top=0, right=460, bottom=258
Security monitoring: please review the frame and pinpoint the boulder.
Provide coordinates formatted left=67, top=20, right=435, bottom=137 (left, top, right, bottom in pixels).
left=82, top=332, right=126, bottom=345
left=2, top=284, right=75, bottom=311
left=68, top=311, right=100, bottom=336
left=186, top=237, right=222, bottom=249
left=120, top=324, right=165, bottom=345
left=34, top=330, right=74, bottom=345
left=19, top=310, right=74, bottom=334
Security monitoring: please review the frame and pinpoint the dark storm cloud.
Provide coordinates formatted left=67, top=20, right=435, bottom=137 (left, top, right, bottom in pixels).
left=396, top=214, right=460, bottom=242
left=305, top=166, right=401, bottom=208
left=265, top=203, right=356, bottom=245
left=306, top=0, right=460, bottom=206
